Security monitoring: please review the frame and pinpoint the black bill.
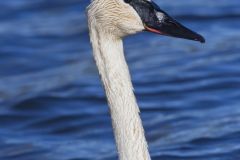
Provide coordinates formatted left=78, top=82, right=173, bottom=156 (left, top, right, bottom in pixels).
left=124, top=0, right=205, bottom=43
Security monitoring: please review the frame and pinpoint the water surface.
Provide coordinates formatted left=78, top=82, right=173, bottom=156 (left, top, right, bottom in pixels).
left=0, top=0, right=240, bottom=160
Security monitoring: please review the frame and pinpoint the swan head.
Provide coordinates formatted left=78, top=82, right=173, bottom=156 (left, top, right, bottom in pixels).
left=88, top=0, right=205, bottom=43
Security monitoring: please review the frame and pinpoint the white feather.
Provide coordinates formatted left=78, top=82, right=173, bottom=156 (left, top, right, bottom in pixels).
left=87, top=0, right=151, bottom=160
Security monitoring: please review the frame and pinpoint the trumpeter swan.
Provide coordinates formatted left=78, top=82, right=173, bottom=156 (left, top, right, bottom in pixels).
left=87, top=0, right=204, bottom=159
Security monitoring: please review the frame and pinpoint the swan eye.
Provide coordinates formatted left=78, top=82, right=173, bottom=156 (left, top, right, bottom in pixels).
left=124, top=0, right=152, bottom=4
left=123, top=0, right=131, bottom=3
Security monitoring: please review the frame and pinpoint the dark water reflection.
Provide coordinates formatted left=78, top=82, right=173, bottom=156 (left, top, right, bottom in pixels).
left=0, top=0, right=240, bottom=160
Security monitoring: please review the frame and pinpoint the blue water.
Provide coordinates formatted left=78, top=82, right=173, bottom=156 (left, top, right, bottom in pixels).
left=0, top=0, right=240, bottom=159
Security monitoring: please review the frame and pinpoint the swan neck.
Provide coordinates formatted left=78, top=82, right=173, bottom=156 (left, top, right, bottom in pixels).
left=89, top=25, right=151, bottom=160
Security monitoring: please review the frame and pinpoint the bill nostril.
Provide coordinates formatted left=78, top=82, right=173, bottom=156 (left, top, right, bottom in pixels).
left=164, top=19, right=177, bottom=27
